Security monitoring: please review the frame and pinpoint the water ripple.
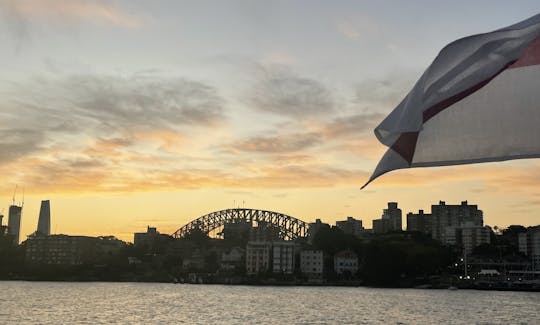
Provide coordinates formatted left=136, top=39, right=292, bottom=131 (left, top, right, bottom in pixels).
left=0, top=282, right=538, bottom=324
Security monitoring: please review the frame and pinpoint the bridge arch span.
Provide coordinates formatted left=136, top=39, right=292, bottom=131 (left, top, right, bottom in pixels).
left=172, top=208, right=309, bottom=240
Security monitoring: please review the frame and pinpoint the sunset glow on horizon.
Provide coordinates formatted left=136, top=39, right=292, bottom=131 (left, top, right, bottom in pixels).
left=2, top=0, right=540, bottom=242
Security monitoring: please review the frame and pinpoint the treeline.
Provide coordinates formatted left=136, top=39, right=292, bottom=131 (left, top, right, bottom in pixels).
left=311, top=227, right=455, bottom=286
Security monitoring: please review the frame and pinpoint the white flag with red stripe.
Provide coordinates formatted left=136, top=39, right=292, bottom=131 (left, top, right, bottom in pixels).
left=363, top=13, right=540, bottom=188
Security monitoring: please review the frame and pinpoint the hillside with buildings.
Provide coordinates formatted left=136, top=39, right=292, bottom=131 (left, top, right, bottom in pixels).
left=0, top=200, right=539, bottom=290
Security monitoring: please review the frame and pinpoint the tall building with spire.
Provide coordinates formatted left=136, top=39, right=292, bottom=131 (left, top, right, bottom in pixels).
left=8, top=205, right=22, bottom=245
left=37, top=200, right=51, bottom=236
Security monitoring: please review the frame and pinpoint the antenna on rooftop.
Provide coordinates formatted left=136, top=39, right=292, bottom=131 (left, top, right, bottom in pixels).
left=12, top=185, right=17, bottom=205
left=21, top=187, right=25, bottom=207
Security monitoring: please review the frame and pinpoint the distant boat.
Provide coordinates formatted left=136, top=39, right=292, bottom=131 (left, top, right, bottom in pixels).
left=448, top=286, right=458, bottom=290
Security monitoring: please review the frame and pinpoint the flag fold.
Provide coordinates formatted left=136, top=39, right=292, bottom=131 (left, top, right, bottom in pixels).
left=364, top=13, right=540, bottom=188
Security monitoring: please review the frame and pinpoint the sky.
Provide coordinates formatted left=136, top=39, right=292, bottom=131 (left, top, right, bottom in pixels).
left=1, top=0, right=540, bottom=242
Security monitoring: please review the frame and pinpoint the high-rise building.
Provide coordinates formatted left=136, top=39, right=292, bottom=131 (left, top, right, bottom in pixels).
left=25, top=234, right=126, bottom=265
left=336, top=217, right=364, bottom=237
left=133, top=226, right=170, bottom=252
left=300, top=250, right=324, bottom=278
left=431, top=201, right=483, bottom=244
left=7, top=205, right=22, bottom=245
left=373, top=202, right=402, bottom=233
left=134, top=226, right=159, bottom=246
left=37, top=200, right=51, bottom=236
left=246, top=241, right=271, bottom=274
left=518, top=226, right=540, bottom=270
left=406, top=210, right=432, bottom=234
left=372, top=218, right=389, bottom=234
left=0, top=213, right=7, bottom=236
left=272, top=241, right=296, bottom=274
left=457, top=223, right=492, bottom=254
left=382, top=202, right=402, bottom=231
left=308, top=219, right=330, bottom=243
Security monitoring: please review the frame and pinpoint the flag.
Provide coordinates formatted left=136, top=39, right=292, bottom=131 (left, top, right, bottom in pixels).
left=363, top=13, right=540, bottom=189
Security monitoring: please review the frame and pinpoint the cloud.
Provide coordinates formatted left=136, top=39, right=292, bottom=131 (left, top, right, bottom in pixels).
left=0, top=69, right=412, bottom=196
left=227, top=164, right=368, bottom=189
left=0, top=146, right=371, bottom=194
left=83, top=137, right=134, bottom=159
left=260, top=50, right=296, bottom=65
left=0, top=128, right=44, bottom=164
left=132, top=130, right=186, bottom=152
left=65, top=158, right=106, bottom=169
left=0, top=73, right=226, bottom=174
left=234, top=132, right=321, bottom=153
left=59, top=75, right=225, bottom=131
left=0, top=0, right=142, bottom=28
left=330, top=138, right=385, bottom=160
left=0, top=73, right=232, bottom=194
left=337, top=22, right=361, bottom=40
left=484, top=164, right=540, bottom=190
left=353, top=72, right=418, bottom=113
left=323, top=113, right=385, bottom=138
left=248, top=65, right=334, bottom=118
left=0, top=0, right=144, bottom=50
left=336, top=16, right=384, bottom=42
left=229, top=111, right=385, bottom=159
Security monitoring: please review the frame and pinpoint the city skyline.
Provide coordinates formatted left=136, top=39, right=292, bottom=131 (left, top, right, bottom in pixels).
left=1, top=1, right=540, bottom=242
left=2, top=197, right=533, bottom=243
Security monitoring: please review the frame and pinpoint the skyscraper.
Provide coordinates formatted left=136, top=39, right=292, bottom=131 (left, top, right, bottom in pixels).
left=37, top=200, right=51, bottom=236
left=336, top=217, right=364, bottom=237
left=382, top=202, right=402, bottom=231
left=430, top=201, right=483, bottom=244
left=407, top=210, right=432, bottom=234
left=373, top=202, right=403, bottom=233
left=8, top=205, right=22, bottom=245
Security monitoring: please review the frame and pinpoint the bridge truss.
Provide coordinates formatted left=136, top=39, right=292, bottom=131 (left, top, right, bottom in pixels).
left=172, top=208, right=309, bottom=240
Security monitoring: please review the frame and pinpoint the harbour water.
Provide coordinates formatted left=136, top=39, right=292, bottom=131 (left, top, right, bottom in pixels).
left=0, top=281, right=538, bottom=324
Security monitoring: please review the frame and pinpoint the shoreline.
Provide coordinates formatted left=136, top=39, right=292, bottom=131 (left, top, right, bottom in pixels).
left=2, top=278, right=539, bottom=292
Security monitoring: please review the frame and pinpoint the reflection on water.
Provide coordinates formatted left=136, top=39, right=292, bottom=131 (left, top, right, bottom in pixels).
left=0, top=281, right=538, bottom=324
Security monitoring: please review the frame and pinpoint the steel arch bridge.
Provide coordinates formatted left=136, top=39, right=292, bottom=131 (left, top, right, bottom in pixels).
left=172, top=208, right=309, bottom=240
